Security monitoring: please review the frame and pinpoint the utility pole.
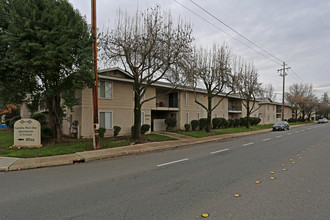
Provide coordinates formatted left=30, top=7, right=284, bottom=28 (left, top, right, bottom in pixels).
left=278, top=62, right=290, bottom=121
left=91, top=0, right=99, bottom=150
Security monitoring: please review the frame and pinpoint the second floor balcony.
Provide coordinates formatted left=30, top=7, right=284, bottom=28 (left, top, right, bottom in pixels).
left=228, top=105, right=242, bottom=113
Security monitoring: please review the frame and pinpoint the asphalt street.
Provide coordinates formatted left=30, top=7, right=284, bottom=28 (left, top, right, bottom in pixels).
left=0, top=123, right=329, bottom=220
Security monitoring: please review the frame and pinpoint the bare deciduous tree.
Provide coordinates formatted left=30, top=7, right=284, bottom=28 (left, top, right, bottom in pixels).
left=188, top=44, right=233, bottom=132
left=99, top=6, right=193, bottom=142
left=233, top=58, right=263, bottom=129
left=317, top=92, right=330, bottom=119
left=301, top=84, right=317, bottom=121
left=262, top=84, right=277, bottom=101
left=286, top=83, right=305, bottom=121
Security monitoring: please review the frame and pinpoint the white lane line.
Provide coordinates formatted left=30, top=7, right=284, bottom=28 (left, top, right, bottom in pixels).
left=295, top=131, right=300, bottom=133
left=157, top=158, right=189, bottom=167
left=210, top=148, right=229, bottom=155
left=243, top=142, right=254, bottom=146
left=276, top=135, right=282, bottom=138
left=302, top=130, right=305, bottom=132
left=287, top=133, right=292, bottom=135
left=262, top=138, right=271, bottom=141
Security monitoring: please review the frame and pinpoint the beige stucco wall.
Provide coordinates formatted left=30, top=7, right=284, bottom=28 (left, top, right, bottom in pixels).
left=178, top=91, right=229, bottom=129
left=61, top=70, right=293, bottom=137
left=68, top=80, right=155, bottom=138
left=259, top=103, right=293, bottom=125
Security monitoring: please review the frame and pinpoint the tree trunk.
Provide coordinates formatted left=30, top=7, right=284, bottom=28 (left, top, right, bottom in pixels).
left=246, top=104, right=250, bottom=129
left=206, top=95, right=212, bottom=132
left=132, top=89, right=142, bottom=143
left=47, top=95, right=62, bottom=142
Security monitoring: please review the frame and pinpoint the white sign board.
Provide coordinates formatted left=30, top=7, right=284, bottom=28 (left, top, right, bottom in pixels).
left=14, top=119, right=42, bottom=148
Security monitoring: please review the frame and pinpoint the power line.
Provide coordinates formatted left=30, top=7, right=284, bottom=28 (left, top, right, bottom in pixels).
left=175, top=0, right=309, bottom=85
left=289, top=68, right=306, bottom=84
left=173, top=0, right=283, bottom=66
left=187, top=0, right=284, bottom=64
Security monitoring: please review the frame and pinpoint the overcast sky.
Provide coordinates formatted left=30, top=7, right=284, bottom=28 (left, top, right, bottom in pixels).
left=68, top=0, right=330, bottom=100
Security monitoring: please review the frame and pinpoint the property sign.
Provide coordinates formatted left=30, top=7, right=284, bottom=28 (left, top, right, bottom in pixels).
left=14, top=119, right=42, bottom=148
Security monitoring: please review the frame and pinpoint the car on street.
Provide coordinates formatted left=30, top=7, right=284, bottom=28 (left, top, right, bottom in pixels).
left=317, top=118, right=328, bottom=123
left=272, top=121, right=289, bottom=131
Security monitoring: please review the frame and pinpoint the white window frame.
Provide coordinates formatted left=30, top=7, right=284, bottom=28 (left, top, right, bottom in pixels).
left=141, top=111, right=145, bottom=125
left=98, top=81, right=113, bottom=99
left=99, top=111, right=113, bottom=129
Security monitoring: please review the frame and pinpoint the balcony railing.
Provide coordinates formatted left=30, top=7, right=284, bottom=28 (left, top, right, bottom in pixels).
left=228, top=106, right=242, bottom=111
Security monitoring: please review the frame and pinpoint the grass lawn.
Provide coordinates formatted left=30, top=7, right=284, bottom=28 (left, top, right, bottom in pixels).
left=174, top=121, right=314, bottom=138
left=0, top=129, right=14, bottom=147
left=0, top=129, right=176, bottom=158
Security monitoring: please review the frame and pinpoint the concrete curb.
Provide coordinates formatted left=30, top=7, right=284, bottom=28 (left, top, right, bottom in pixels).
left=2, top=124, right=312, bottom=172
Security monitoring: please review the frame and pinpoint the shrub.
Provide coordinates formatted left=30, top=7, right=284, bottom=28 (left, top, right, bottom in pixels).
left=191, top=120, right=199, bottom=131
left=297, top=117, right=305, bottom=122
left=228, top=119, right=235, bottom=127
left=199, top=118, right=207, bottom=130
left=234, top=119, right=241, bottom=127
left=113, top=126, right=121, bottom=137
left=165, top=117, right=177, bottom=128
left=184, top=124, right=190, bottom=131
left=41, top=127, right=53, bottom=141
left=9, top=115, right=21, bottom=128
left=219, top=118, right=227, bottom=128
left=99, top=127, right=106, bottom=138
left=5, top=119, right=11, bottom=128
left=250, top=117, right=256, bottom=126
left=240, top=117, right=247, bottom=127
left=224, top=120, right=230, bottom=128
left=255, top=117, right=261, bottom=125
left=141, top=124, right=150, bottom=134
left=212, top=118, right=221, bottom=129
left=31, top=112, right=47, bottom=126
left=288, top=118, right=296, bottom=123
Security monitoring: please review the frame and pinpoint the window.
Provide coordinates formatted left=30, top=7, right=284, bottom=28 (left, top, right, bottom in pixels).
left=267, top=115, right=270, bottom=122
left=273, top=105, right=275, bottom=111
left=267, top=105, right=269, bottom=111
left=273, top=115, right=275, bottom=121
left=99, top=81, right=112, bottom=99
left=197, top=112, right=200, bottom=120
left=186, top=112, right=189, bottom=124
left=215, top=113, right=218, bottom=118
left=196, top=93, right=200, bottom=102
left=141, top=112, right=145, bottom=125
left=223, top=114, right=225, bottom=119
left=99, top=111, right=113, bottom=129
left=185, top=92, right=189, bottom=107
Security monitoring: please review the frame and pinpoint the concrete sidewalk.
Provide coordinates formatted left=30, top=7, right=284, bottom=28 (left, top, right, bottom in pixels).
left=0, top=124, right=309, bottom=172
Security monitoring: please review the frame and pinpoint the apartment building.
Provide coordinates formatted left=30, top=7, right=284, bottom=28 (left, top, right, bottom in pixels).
left=258, top=98, right=293, bottom=124
left=61, top=68, right=292, bottom=138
